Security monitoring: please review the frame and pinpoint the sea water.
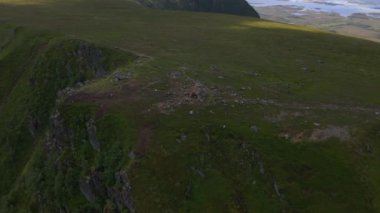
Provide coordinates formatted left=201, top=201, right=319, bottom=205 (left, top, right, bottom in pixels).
left=248, top=0, right=380, bottom=17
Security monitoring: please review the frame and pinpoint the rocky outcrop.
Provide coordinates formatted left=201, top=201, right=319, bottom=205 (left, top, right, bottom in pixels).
left=137, top=0, right=260, bottom=18
left=86, top=118, right=100, bottom=151
left=79, top=171, right=135, bottom=212
left=108, top=171, right=135, bottom=213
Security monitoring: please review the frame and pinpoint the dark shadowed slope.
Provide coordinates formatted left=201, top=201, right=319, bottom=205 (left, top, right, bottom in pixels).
left=136, top=0, right=260, bottom=17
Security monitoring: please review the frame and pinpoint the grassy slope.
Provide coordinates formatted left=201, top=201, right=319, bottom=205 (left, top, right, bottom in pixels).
left=0, top=0, right=379, bottom=212
left=1, top=0, right=379, bottom=105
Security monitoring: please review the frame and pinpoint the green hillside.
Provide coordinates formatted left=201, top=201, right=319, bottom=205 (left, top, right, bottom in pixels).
left=0, top=0, right=380, bottom=212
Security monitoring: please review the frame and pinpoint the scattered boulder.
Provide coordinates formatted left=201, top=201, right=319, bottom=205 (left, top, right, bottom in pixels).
left=128, top=151, right=136, bottom=160
left=169, top=71, right=183, bottom=79
left=250, top=125, right=258, bottom=133
left=180, top=132, right=187, bottom=141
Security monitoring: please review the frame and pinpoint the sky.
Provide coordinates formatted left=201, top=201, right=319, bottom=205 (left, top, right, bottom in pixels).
left=248, top=0, right=380, bottom=17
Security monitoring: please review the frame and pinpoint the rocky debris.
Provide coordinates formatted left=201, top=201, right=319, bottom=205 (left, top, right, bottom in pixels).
left=86, top=119, right=100, bottom=151
left=310, top=126, right=351, bottom=142
left=156, top=79, right=214, bottom=114
left=57, top=87, right=76, bottom=100
left=214, top=90, right=380, bottom=116
left=188, top=82, right=209, bottom=101
left=153, top=75, right=380, bottom=116
left=112, top=71, right=132, bottom=83
left=279, top=125, right=351, bottom=143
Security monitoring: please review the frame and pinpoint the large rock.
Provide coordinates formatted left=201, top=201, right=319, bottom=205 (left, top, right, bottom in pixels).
left=137, top=0, right=260, bottom=18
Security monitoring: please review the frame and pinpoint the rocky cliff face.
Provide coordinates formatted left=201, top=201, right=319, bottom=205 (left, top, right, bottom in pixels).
left=137, top=0, right=260, bottom=18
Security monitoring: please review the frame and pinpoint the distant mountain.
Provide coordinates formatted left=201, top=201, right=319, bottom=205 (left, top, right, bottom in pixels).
left=136, top=0, right=260, bottom=17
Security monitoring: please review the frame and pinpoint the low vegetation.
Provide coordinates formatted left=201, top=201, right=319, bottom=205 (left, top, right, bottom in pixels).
left=0, top=0, right=379, bottom=212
